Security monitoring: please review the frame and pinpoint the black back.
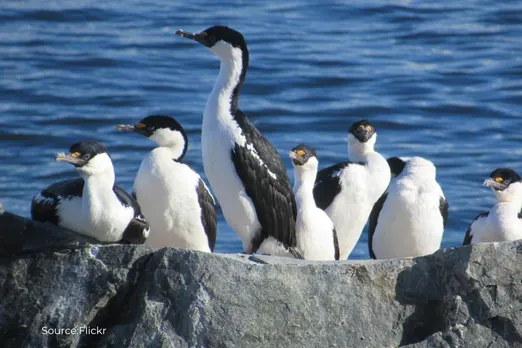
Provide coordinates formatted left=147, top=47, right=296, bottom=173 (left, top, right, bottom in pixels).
left=196, top=179, right=217, bottom=251
left=368, top=192, right=388, bottom=259
left=313, top=161, right=361, bottom=210
left=333, top=228, right=340, bottom=261
left=440, top=197, right=449, bottom=227
left=231, top=109, right=297, bottom=253
left=463, top=212, right=489, bottom=245
left=387, top=157, right=407, bottom=177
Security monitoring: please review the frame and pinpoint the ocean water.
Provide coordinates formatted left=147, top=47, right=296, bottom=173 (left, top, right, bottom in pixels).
left=1, top=0, right=521, bottom=259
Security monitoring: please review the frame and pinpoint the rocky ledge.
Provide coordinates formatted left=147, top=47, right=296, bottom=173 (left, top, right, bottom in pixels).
left=0, top=211, right=521, bottom=348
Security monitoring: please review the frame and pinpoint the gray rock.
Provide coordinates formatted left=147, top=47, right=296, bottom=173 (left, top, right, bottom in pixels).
left=1, top=212, right=521, bottom=348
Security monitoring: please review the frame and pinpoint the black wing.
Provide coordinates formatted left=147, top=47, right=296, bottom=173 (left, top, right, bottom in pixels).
left=463, top=212, right=489, bottom=245
left=333, top=228, right=340, bottom=261
left=31, top=178, right=84, bottom=224
left=197, top=178, right=217, bottom=251
left=313, top=162, right=357, bottom=210
left=231, top=109, right=297, bottom=252
left=440, top=196, right=449, bottom=227
left=114, top=185, right=149, bottom=244
left=368, top=192, right=388, bottom=259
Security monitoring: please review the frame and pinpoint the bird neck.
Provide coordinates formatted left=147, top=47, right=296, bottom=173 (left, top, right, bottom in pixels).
left=210, top=48, right=248, bottom=114
left=348, top=135, right=376, bottom=162
left=81, top=165, right=117, bottom=211
left=293, top=169, right=317, bottom=210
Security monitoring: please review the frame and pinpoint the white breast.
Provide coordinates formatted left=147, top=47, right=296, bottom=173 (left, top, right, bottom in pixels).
left=296, top=206, right=336, bottom=261
left=372, top=178, right=444, bottom=259
left=134, top=148, right=211, bottom=252
left=202, top=86, right=262, bottom=253
left=325, top=152, right=390, bottom=259
left=57, top=185, right=134, bottom=242
left=470, top=204, right=522, bottom=243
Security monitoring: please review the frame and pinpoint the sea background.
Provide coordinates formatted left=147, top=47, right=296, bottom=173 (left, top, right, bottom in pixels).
left=1, top=0, right=521, bottom=259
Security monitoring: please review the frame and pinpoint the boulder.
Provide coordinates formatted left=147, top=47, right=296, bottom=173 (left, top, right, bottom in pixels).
left=0, top=211, right=521, bottom=347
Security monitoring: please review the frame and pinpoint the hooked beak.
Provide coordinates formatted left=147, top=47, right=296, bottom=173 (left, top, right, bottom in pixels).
left=116, top=123, right=148, bottom=137
left=175, top=29, right=212, bottom=47
left=56, top=152, right=85, bottom=166
left=484, top=178, right=507, bottom=191
left=289, top=151, right=305, bottom=166
left=115, top=124, right=135, bottom=132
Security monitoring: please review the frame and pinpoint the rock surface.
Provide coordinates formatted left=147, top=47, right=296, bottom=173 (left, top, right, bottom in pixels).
left=1, top=211, right=521, bottom=348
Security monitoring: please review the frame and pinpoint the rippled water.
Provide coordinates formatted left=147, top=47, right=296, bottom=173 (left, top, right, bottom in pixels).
left=1, top=0, right=521, bottom=258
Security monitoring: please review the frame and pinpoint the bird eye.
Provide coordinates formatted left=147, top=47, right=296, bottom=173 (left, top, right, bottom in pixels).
left=82, top=154, right=91, bottom=160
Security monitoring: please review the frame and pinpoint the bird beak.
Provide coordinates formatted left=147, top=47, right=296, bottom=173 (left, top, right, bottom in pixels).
left=288, top=151, right=305, bottom=165
left=355, top=129, right=372, bottom=143
left=115, top=124, right=135, bottom=132
left=484, top=178, right=506, bottom=191
left=56, top=152, right=84, bottom=166
left=176, top=29, right=211, bottom=47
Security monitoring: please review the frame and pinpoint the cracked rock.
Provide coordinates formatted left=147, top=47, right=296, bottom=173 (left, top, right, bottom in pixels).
left=1, top=212, right=522, bottom=347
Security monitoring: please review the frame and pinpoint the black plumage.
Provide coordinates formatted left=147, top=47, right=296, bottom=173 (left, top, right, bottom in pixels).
left=440, top=197, right=449, bottom=227
left=313, top=161, right=362, bottom=210
left=368, top=192, right=387, bottom=259
left=31, top=178, right=148, bottom=244
left=463, top=212, right=489, bottom=245
left=333, top=228, right=340, bottom=261
left=231, top=109, right=298, bottom=255
left=196, top=179, right=217, bottom=251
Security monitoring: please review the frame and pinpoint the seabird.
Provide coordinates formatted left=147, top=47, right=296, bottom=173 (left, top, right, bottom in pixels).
left=31, top=140, right=149, bottom=243
left=176, top=25, right=300, bottom=258
left=368, top=156, right=448, bottom=259
left=463, top=168, right=522, bottom=245
left=116, top=115, right=217, bottom=252
left=290, top=144, right=339, bottom=261
left=313, top=120, right=390, bottom=259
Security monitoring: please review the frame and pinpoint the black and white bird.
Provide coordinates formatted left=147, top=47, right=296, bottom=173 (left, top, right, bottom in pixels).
left=463, top=168, right=522, bottom=245
left=290, top=145, right=339, bottom=261
left=313, top=120, right=390, bottom=259
left=176, top=25, right=301, bottom=258
left=116, top=115, right=217, bottom=252
left=31, top=141, right=149, bottom=244
left=368, top=156, right=448, bottom=259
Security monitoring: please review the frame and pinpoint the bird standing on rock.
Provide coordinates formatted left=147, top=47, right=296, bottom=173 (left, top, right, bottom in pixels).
left=117, top=115, right=217, bottom=252
left=31, top=140, right=149, bottom=244
left=368, top=156, right=448, bottom=259
left=463, top=168, right=522, bottom=245
left=290, top=144, right=339, bottom=261
left=313, top=120, right=390, bottom=259
left=176, top=25, right=301, bottom=258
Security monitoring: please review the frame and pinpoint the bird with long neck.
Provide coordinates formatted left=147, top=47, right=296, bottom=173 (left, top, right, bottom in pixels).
left=176, top=26, right=300, bottom=258
left=290, top=144, right=338, bottom=261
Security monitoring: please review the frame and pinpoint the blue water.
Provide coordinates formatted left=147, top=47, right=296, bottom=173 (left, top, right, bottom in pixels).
left=1, top=1, right=521, bottom=259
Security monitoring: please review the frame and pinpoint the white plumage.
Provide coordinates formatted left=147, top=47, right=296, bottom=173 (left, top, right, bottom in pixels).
left=31, top=141, right=148, bottom=244
left=290, top=147, right=338, bottom=261
left=314, top=121, right=391, bottom=260
left=370, top=157, right=447, bottom=259
left=57, top=156, right=135, bottom=241
left=118, top=116, right=216, bottom=252
left=464, top=168, right=522, bottom=244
